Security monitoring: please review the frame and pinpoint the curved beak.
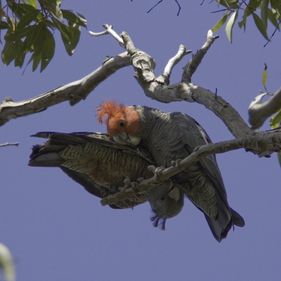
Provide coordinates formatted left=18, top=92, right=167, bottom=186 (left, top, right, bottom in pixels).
left=113, top=133, right=141, bottom=146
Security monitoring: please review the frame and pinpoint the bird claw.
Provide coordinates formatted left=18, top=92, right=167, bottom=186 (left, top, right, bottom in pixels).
left=150, top=214, right=166, bottom=230
left=154, top=166, right=166, bottom=181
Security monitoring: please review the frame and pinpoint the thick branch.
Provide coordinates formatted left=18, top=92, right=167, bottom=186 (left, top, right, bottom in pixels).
left=248, top=87, right=281, bottom=129
left=111, top=27, right=252, bottom=138
left=1, top=25, right=252, bottom=140
left=101, top=129, right=281, bottom=206
left=0, top=52, right=130, bottom=127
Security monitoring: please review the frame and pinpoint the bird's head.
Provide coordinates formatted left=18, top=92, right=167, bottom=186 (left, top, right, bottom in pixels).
left=97, top=101, right=142, bottom=146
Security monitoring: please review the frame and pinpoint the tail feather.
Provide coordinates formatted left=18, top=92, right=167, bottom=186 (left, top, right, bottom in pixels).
left=231, top=208, right=245, bottom=227
left=205, top=208, right=245, bottom=242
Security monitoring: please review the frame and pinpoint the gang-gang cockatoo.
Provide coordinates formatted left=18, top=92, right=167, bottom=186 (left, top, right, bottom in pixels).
left=97, top=101, right=245, bottom=241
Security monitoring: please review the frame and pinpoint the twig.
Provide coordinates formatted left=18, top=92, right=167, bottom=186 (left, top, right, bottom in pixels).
left=162, top=44, right=191, bottom=82
left=146, top=0, right=164, bottom=14
left=174, top=0, right=181, bottom=16
left=89, top=24, right=124, bottom=46
left=248, top=87, right=281, bottom=129
left=146, top=0, right=182, bottom=16
left=182, top=30, right=219, bottom=83
left=101, top=129, right=281, bottom=206
left=0, top=142, right=19, bottom=147
left=0, top=52, right=130, bottom=127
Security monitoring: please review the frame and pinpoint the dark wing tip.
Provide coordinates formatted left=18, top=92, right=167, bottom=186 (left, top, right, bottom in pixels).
left=231, top=208, right=245, bottom=227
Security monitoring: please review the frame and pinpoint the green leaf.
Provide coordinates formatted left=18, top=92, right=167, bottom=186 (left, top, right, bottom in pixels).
left=270, top=0, right=281, bottom=11
left=16, top=8, right=40, bottom=29
left=40, top=28, right=55, bottom=71
left=8, top=3, right=38, bottom=18
left=217, top=0, right=239, bottom=9
left=270, top=109, right=281, bottom=129
left=260, top=0, right=269, bottom=29
left=61, top=9, right=87, bottom=27
left=21, top=0, right=37, bottom=8
left=0, top=21, right=9, bottom=30
left=225, top=10, right=238, bottom=42
left=268, top=8, right=280, bottom=29
left=252, top=12, right=269, bottom=40
left=43, top=0, right=63, bottom=19
left=21, top=24, right=37, bottom=50
left=1, top=41, right=17, bottom=65
left=53, top=18, right=80, bottom=55
left=31, top=51, right=41, bottom=71
left=262, top=63, right=268, bottom=90
left=211, top=13, right=229, bottom=33
left=13, top=40, right=26, bottom=67
left=239, top=0, right=260, bottom=29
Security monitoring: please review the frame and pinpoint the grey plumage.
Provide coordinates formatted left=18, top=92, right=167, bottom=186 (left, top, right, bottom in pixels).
left=135, top=106, right=245, bottom=241
left=29, top=131, right=184, bottom=224
left=99, top=102, right=245, bottom=241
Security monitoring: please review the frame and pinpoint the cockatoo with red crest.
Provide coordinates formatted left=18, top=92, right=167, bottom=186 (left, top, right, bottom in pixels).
left=97, top=101, right=245, bottom=242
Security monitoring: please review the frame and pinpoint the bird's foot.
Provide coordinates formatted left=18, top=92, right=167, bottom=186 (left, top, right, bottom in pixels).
left=150, top=214, right=166, bottom=230
left=148, top=165, right=166, bottom=181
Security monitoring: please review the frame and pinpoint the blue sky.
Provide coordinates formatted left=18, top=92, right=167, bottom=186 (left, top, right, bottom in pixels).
left=1, top=1, right=281, bottom=280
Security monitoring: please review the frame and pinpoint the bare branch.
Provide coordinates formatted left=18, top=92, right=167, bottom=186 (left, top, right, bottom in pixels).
left=174, top=0, right=182, bottom=16
left=0, top=142, right=19, bottom=147
left=146, top=0, right=182, bottom=16
left=162, top=44, right=191, bottom=82
left=0, top=52, right=130, bottom=127
left=182, top=30, right=219, bottom=83
left=0, top=25, right=252, bottom=140
left=116, top=28, right=252, bottom=138
left=121, top=32, right=139, bottom=55
left=101, top=129, right=281, bottom=206
left=147, top=0, right=164, bottom=14
left=248, top=87, right=281, bottom=129
left=89, top=24, right=124, bottom=46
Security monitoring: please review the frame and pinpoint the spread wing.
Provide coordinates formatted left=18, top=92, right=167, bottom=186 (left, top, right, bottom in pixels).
left=29, top=131, right=153, bottom=209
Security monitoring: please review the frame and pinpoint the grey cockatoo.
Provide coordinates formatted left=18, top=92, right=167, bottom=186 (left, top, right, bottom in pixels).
left=97, top=101, right=245, bottom=241
left=29, top=131, right=183, bottom=227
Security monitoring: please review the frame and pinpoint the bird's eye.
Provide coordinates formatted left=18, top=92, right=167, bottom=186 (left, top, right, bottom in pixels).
left=119, top=121, right=125, bottom=127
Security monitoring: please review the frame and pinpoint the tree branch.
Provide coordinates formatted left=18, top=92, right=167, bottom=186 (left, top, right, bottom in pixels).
left=1, top=25, right=253, bottom=140
left=114, top=28, right=252, bottom=138
left=162, top=44, right=191, bottom=82
left=146, top=0, right=182, bottom=16
left=0, top=142, right=19, bottom=147
left=89, top=24, right=124, bottom=46
left=248, top=87, right=281, bottom=129
left=101, top=129, right=281, bottom=206
left=0, top=52, right=130, bottom=127
left=182, top=30, right=219, bottom=83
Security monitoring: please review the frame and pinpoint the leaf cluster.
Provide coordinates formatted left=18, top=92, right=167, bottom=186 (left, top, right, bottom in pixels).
left=0, top=0, right=87, bottom=71
left=211, top=0, right=281, bottom=42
